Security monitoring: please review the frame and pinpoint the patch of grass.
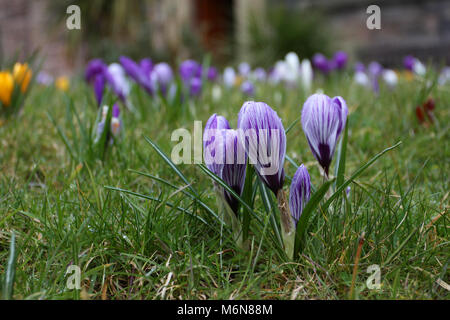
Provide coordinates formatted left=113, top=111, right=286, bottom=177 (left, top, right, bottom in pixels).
left=0, top=73, right=448, bottom=300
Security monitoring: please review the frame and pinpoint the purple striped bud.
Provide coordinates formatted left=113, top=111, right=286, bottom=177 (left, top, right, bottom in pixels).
left=238, top=101, right=286, bottom=194
left=203, top=114, right=231, bottom=176
left=301, top=94, right=348, bottom=175
left=111, top=104, right=121, bottom=137
left=221, top=129, right=247, bottom=214
left=289, top=164, right=311, bottom=226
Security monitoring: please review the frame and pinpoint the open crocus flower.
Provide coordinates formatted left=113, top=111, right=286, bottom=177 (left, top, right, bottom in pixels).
left=13, top=63, right=32, bottom=93
left=0, top=71, right=14, bottom=107
left=289, top=164, right=311, bottom=226
left=237, top=101, right=286, bottom=195
left=120, top=56, right=153, bottom=95
left=301, top=93, right=348, bottom=176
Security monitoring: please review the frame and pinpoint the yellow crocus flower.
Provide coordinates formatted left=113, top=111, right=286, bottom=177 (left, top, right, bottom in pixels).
left=0, top=71, right=14, bottom=107
left=13, top=63, right=32, bottom=93
left=55, top=76, right=69, bottom=91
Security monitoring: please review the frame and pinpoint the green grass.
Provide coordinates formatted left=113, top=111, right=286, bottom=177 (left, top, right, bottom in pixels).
left=0, top=72, right=448, bottom=300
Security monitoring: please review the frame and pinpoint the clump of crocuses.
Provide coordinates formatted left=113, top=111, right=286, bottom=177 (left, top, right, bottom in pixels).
left=202, top=93, right=348, bottom=259
left=0, top=62, right=34, bottom=120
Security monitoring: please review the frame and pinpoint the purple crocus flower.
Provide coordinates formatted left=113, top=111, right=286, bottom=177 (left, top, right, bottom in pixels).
left=85, top=59, right=107, bottom=83
left=403, top=55, right=415, bottom=71
left=93, top=74, right=106, bottom=106
left=312, top=53, right=330, bottom=74
left=203, top=114, right=231, bottom=175
left=333, top=51, right=348, bottom=70
left=289, top=164, right=311, bottom=225
left=221, top=129, right=247, bottom=214
left=301, top=94, right=348, bottom=176
left=151, top=62, right=173, bottom=94
left=241, top=81, right=254, bottom=96
left=237, top=101, right=286, bottom=194
left=111, top=104, right=121, bottom=137
left=120, top=56, right=153, bottom=95
left=368, top=61, right=383, bottom=93
left=354, top=62, right=365, bottom=73
left=206, top=67, right=218, bottom=82
left=238, top=62, right=251, bottom=77
left=189, top=77, right=202, bottom=96
left=140, top=58, right=154, bottom=77
left=252, top=68, right=267, bottom=82
left=179, top=60, right=202, bottom=82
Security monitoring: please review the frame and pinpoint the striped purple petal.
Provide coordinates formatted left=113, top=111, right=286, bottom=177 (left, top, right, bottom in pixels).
left=289, top=164, right=311, bottom=225
left=203, top=114, right=231, bottom=176
left=301, top=93, right=348, bottom=175
left=237, top=101, right=286, bottom=194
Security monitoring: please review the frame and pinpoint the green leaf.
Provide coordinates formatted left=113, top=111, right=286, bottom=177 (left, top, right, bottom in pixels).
left=241, top=162, right=255, bottom=241
left=294, top=178, right=335, bottom=256
left=335, top=121, right=348, bottom=190
left=3, top=232, right=17, bottom=300
left=323, top=141, right=402, bottom=211
left=144, top=136, right=199, bottom=197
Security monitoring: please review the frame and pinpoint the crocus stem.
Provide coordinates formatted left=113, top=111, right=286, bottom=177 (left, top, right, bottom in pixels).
left=215, top=187, right=245, bottom=250
left=277, top=189, right=295, bottom=260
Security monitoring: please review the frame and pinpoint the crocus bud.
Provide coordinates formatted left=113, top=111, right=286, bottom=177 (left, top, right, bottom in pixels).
left=289, top=164, right=311, bottom=226
left=240, top=80, right=254, bottom=96
left=203, top=114, right=231, bottom=176
left=189, top=77, right=202, bottom=96
left=382, top=69, right=398, bottom=89
left=312, top=53, right=329, bottom=74
left=223, top=67, right=236, bottom=88
left=206, top=67, right=218, bottom=81
left=252, top=68, right=267, bottom=82
left=221, top=129, right=247, bottom=214
left=301, top=94, right=348, bottom=176
left=179, top=60, right=202, bottom=82
left=238, top=62, right=251, bottom=77
left=403, top=55, right=415, bottom=71
left=333, top=51, right=348, bottom=70
left=151, top=62, right=173, bottom=94
left=108, top=63, right=130, bottom=97
left=237, top=101, right=286, bottom=194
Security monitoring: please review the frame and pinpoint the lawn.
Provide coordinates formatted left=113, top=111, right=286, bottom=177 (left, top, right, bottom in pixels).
left=0, top=69, right=448, bottom=300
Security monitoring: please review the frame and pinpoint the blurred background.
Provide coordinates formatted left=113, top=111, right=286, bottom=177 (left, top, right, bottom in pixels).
left=1, top=0, right=449, bottom=76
